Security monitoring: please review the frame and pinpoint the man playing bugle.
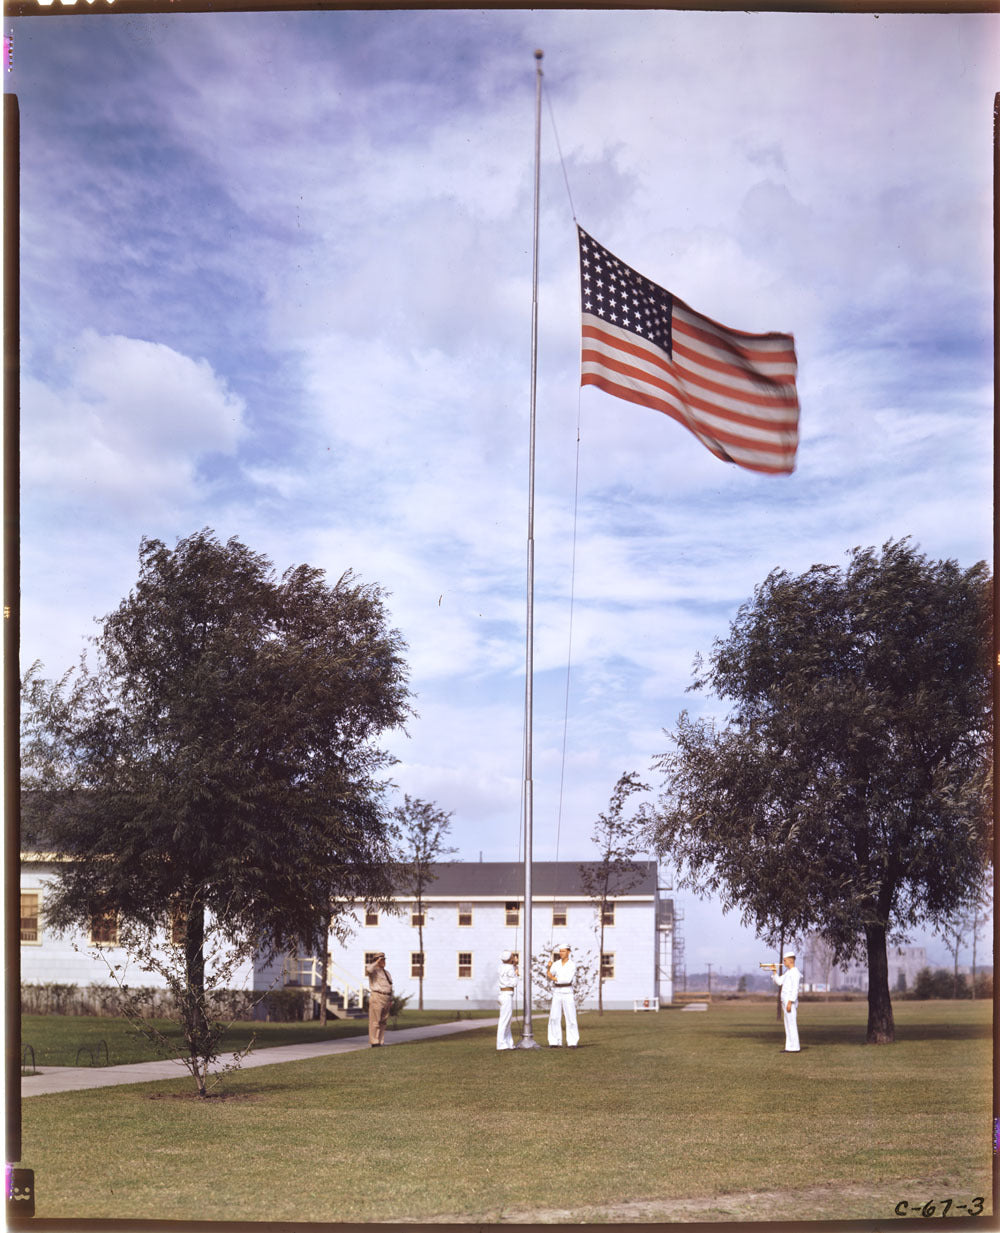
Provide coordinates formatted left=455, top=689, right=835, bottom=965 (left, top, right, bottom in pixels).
left=760, top=952, right=802, bottom=1052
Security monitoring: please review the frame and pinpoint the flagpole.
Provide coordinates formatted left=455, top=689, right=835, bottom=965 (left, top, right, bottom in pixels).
left=518, top=47, right=544, bottom=1050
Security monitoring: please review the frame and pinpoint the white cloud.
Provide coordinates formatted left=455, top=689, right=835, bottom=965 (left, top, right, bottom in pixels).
left=23, top=330, right=246, bottom=513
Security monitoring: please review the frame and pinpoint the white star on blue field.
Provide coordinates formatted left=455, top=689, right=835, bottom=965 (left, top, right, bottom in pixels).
left=8, top=8, right=995, bottom=972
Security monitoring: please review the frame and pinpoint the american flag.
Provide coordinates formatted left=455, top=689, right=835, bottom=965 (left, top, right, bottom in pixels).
left=578, top=227, right=799, bottom=475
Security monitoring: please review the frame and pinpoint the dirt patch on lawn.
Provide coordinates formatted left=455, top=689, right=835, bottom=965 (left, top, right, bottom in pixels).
left=430, top=1176, right=991, bottom=1224
left=145, top=1091, right=261, bottom=1102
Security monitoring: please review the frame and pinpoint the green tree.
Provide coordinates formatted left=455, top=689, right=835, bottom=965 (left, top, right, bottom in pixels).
left=647, top=540, right=991, bottom=1044
left=21, top=530, right=411, bottom=1092
left=579, top=771, right=650, bottom=1015
left=392, top=795, right=456, bottom=1010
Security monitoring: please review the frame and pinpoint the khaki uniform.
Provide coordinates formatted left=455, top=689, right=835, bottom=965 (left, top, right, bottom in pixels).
left=366, top=959, right=393, bottom=1046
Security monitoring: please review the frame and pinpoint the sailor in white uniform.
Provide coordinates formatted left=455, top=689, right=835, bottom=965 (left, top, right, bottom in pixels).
left=546, top=941, right=579, bottom=1047
left=771, top=952, right=802, bottom=1052
left=497, top=950, right=518, bottom=1050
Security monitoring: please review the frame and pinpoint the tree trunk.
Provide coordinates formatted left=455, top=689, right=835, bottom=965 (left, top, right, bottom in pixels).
left=184, top=899, right=210, bottom=1094
left=598, top=908, right=605, bottom=1015
left=864, top=922, right=895, bottom=1044
left=971, top=915, right=978, bottom=1000
left=320, top=918, right=330, bottom=1026
left=417, top=908, right=424, bottom=1011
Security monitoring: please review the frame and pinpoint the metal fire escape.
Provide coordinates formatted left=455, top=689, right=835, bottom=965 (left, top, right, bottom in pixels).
left=656, top=873, right=686, bottom=1004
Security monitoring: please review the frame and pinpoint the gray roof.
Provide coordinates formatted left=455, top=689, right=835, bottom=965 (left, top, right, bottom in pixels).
left=412, top=860, right=657, bottom=898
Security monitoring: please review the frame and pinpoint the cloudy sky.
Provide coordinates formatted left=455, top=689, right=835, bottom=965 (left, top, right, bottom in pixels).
left=8, top=8, right=995, bottom=974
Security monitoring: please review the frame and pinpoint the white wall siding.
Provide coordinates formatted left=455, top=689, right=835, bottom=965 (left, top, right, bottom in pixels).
left=20, top=865, right=255, bottom=992
left=327, top=897, right=659, bottom=1010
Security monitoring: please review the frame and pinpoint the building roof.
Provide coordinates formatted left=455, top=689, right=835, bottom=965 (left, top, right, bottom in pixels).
left=411, top=860, right=657, bottom=898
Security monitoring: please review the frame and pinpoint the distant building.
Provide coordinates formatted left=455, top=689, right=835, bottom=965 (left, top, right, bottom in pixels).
left=824, top=945, right=930, bottom=993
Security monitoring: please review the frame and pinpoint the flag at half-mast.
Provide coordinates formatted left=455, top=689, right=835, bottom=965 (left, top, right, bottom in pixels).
left=578, top=227, right=799, bottom=475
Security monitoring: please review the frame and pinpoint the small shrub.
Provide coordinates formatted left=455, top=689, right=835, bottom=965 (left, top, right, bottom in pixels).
left=389, top=993, right=411, bottom=1021
left=261, top=988, right=312, bottom=1022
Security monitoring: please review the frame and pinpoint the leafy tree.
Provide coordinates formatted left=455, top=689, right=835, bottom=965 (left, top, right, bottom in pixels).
left=89, top=905, right=260, bottom=1096
left=803, top=933, right=836, bottom=998
left=647, top=540, right=991, bottom=1044
left=530, top=946, right=597, bottom=1011
left=392, top=795, right=456, bottom=1010
left=934, top=911, right=971, bottom=999
left=967, top=889, right=992, bottom=1000
left=21, top=530, right=411, bottom=1091
left=913, top=967, right=968, bottom=1000
left=579, top=771, right=649, bottom=1015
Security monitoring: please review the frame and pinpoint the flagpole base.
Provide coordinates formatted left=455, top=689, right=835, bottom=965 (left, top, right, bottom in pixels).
left=516, top=1035, right=542, bottom=1050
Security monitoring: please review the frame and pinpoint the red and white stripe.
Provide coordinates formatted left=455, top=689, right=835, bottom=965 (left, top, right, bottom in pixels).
left=581, top=298, right=799, bottom=476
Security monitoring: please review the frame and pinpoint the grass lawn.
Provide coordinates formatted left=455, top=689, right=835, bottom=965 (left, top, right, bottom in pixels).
left=17, top=999, right=992, bottom=1224
left=20, top=1008, right=492, bottom=1068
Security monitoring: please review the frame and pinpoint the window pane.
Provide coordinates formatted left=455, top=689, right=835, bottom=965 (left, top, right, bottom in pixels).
left=411, top=953, right=424, bottom=977
left=601, top=903, right=615, bottom=926
left=458, top=902, right=472, bottom=926
left=505, top=901, right=520, bottom=926
left=552, top=903, right=567, bottom=927
left=365, top=910, right=379, bottom=927
left=458, top=951, right=472, bottom=978
left=20, top=893, right=39, bottom=943
left=601, top=952, right=615, bottom=978
left=411, top=911, right=425, bottom=927
left=91, top=913, right=118, bottom=946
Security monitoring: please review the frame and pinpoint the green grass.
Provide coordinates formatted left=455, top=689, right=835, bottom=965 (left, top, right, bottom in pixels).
left=18, top=1000, right=992, bottom=1224
left=20, top=1008, right=492, bottom=1067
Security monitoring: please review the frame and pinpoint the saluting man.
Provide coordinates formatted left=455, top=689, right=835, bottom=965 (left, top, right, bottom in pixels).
left=547, top=941, right=579, bottom=1048
left=497, top=949, right=519, bottom=1051
left=365, top=952, right=393, bottom=1047
left=770, top=952, right=802, bottom=1052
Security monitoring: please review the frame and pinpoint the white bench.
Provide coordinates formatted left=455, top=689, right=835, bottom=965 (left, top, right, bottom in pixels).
left=632, top=997, right=659, bottom=1012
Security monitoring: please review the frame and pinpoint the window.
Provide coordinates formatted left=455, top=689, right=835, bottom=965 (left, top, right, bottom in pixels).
left=411, top=952, right=424, bottom=978
left=90, top=912, right=119, bottom=947
left=364, top=951, right=381, bottom=967
left=458, top=902, right=472, bottom=927
left=552, top=902, right=567, bottom=928
left=458, top=952, right=473, bottom=979
left=364, top=909, right=379, bottom=927
left=601, top=902, right=616, bottom=927
left=411, top=908, right=425, bottom=928
left=601, top=952, right=615, bottom=979
left=505, top=901, right=520, bottom=927
left=20, top=892, right=40, bottom=944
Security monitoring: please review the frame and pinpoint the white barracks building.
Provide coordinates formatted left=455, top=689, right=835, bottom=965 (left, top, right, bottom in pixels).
left=258, top=860, right=674, bottom=1012
left=21, top=849, right=674, bottom=1013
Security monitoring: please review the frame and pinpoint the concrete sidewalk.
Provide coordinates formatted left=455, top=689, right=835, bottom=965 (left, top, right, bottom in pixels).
left=21, top=1017, right=496, bottom=1097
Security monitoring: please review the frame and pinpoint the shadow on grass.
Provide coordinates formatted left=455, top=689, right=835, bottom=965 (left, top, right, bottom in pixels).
left=720, top=1020, right=990, bottom=1047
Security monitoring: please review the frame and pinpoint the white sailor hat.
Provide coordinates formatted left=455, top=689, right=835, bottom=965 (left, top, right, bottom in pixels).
left=555, top=940, right=571, bottom=950
left=500, top=950, right=513, bottom=962
left=782, top=951, right=795, bottom=960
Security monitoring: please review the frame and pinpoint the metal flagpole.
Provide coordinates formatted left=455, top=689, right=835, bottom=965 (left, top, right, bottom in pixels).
left=517, top=48, right=544, bottom=1050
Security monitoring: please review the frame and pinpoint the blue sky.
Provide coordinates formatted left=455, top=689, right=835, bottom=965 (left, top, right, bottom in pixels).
left=8, top=9, right=995, bottom=974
